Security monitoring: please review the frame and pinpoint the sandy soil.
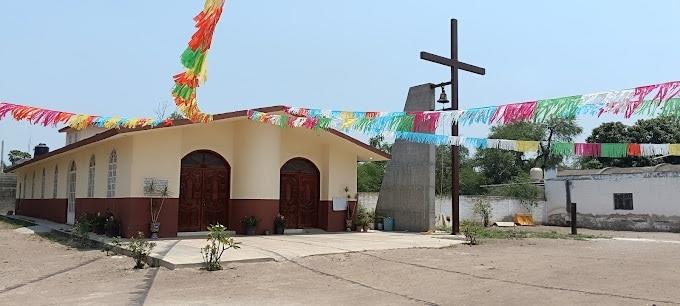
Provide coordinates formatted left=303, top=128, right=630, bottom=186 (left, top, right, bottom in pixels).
left=1, top=220, right=679, bottom=306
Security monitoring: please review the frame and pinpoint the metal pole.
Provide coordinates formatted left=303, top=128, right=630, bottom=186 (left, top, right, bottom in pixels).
left=570, top=202, right=577, bottom=235
left=450, top=19, right=460, bottom=235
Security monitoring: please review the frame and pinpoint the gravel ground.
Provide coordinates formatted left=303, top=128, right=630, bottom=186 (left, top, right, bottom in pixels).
left=1, top=219, right=679, bottom=306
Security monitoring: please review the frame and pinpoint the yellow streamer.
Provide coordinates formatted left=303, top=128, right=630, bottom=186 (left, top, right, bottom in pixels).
left=669, top=144, right=680, bottom=156
left=516, top=140, right=540, bottom=153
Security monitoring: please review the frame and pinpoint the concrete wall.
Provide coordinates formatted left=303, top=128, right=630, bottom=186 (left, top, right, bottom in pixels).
left=376, top=84, right=436, bottom=231
left=0, top=173, right=16, bottom=214
left=545, top=172, right=680, bottom=232
left=361, top=192, right=546, bottom=226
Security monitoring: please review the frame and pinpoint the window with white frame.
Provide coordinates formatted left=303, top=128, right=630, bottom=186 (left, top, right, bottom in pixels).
left=88, top=155, right=96, bottom=197
left=107, top=150, right=117, bottom=198
left=41, top=168, right=46, bottom=198
left=31, top=171, right=35, bottom=198
left=53, top=166, right=59, bottom=198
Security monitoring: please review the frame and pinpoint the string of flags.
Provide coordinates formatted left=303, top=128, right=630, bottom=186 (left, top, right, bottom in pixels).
left=247, top=109, right=680, bottom=157
left=0, top=102, right=172, bottom=130
left=287, top=80, right=680, bottom=129
left=171, top=0, right=226, bottom=123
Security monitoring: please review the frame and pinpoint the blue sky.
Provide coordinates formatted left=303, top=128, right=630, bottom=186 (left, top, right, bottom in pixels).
left=1, top=1, right=679, bottom=164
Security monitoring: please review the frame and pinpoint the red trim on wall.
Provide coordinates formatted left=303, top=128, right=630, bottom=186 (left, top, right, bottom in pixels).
left=15, top=199, right=67, bottom=224
left=75, top=198, right=179, bottom=238
left=229, top=199, right=278, bottom=235
left=320, top=200, right=357, bottom=232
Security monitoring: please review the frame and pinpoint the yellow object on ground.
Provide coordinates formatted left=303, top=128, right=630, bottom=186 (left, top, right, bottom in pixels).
left=514, top=214, right=534, bottom=226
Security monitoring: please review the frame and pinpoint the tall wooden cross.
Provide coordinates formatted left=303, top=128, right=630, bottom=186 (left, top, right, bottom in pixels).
left=420, top=19, right=485, bottom=234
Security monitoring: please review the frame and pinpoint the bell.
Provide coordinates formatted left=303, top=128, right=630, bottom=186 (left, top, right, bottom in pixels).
left=437, top=88, right=449, bottom=104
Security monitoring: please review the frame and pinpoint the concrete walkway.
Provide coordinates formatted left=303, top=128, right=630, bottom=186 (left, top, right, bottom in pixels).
left=152, top=231, right=465, bottom=269
left=5, top=214, right=465, bottom=269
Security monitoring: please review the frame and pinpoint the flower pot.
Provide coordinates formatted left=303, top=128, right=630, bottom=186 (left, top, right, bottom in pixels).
left=94, top=224, right=106, bottom=235
left=363, top=225, right=369, bottom=232
left=105, top=222, right=120, bottom=237
left=275, top=225, right=285, bottom=235
left=377, top=222, right=384, bottom=230
left=150, top=222, right=161, bottom=239
left=246, top=225, right=257, bottom=235
left=345, top=219, right=353, bottom=232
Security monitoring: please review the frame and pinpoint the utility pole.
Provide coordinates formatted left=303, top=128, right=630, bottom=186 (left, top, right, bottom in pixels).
left=420, top=19, right=486, bottom=234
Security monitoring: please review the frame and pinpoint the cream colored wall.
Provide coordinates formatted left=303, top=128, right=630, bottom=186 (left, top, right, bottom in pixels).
left=233, top=120, right=281, bottom=199
left=15, top=118, right=369, bottom=202
left=14, top=137, right=132, bottom=199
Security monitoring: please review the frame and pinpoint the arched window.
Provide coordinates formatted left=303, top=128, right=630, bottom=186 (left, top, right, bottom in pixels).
left=53, top=166, right=59, bottom=198
left=22, top=176, right=26, bottom=199
left=41, top=168, right=46, bottom=199
left=88, top=155, right=96, bottom=197
left=107, top=150, right=117, bottom=198
left=68, top=161, right=76, bottom=203
left=31, top=171, right=36, bottom=198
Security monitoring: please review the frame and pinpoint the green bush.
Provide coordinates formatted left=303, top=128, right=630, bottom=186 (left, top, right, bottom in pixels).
left=128, top=232, right=156, bottom=269
left=472, top=198, right=493, bottom=227
left=201, top=224, right=240, bottom=271
left=460, top=221, right=482, bottom=245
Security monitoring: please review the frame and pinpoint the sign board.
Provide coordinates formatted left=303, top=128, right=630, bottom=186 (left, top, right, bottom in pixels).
left=143, top=177, right=169, bottom=196
left=332, top=197, right=348, bottom=211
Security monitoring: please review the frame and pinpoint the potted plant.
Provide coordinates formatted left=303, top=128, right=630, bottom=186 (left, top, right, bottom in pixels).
left=104, top=213, right=120, bottom=237
left=92, top=212, right=107, bottom=235
left=242, top=216, right=258, bottom=235
left=144, top=178, right=170, bottom=239
left=356, top=206, right=370, bottom=232
left=274, top=214, right=286, bottom=235
left=344, top=187, right=353, bottom=232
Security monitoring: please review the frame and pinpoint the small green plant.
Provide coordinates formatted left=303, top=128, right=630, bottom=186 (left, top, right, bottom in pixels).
left=472, top=198, right=493, bottom=227
left=72, top=217, right=93, bottom=248
left=460, top=221, right=482, bottom=246
left=241, top=216, right=258, bottom=227
left=201, top=224, right=241, bottom=271
left=104, top=236, right=122, bottom=256
left=128, top=232, right=156, bottom=269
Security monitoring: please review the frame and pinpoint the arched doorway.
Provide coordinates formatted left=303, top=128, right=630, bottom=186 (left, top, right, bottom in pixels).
left=178, top=150, right=230, bottom=232
left=280, top=158, right=320, bottom=228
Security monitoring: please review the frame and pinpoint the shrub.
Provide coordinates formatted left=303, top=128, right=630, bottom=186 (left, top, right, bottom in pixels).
left=460, top=221, right=482, bottom=246
left=128, top=232, right=156, bottom=269
left=72, top=218, right=93, bottom=248
left=472, top=198, right=493, bottom=227
left=104, top=236, right=122, bottom=256
left=201, top=224, right=241, bottom=271
left=241, top=216, right=258, bottom=227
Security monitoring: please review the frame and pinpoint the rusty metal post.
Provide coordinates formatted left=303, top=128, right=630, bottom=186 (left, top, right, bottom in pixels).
left=570, top=202, right=577, bottom=235
left=450, top=19, right=460, bottom=235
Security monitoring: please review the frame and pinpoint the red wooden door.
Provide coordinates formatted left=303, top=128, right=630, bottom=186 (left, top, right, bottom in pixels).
left=202, top=168, right=229, bottom=227
left=179, top=168, right=203, bottom=232
left=179, top=151, right=229, bottom=232
left=280, top=158, right=319, bottom=229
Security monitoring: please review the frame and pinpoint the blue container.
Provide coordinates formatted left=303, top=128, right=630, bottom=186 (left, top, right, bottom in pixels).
left=383, top=217, right=394, bottom=231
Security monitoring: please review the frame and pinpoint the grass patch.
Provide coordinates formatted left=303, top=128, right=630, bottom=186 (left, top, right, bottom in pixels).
left=0, top=215, right=35, bottom=229
left=475, top=227, right=602, bottom=241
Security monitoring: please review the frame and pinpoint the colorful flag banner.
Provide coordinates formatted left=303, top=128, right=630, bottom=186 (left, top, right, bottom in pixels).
left=248, top=109, right=680, bottom=158
left=287, top=80, right=680, bottom=130
left=171, top=0, right=226, bottom=123
left=0, top=102, right=171, bottom=130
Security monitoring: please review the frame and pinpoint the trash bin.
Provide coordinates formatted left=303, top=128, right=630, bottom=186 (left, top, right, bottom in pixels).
left=383, top=217, right=394, bottom=231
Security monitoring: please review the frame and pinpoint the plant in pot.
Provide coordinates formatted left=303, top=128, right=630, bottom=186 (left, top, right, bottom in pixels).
left=242, top=216, right=258, bottom=235
left=274, top=214, right=286, bottom=235
left=356, top=206, right=370, bottom=232
left=92, top=212, right=107, bottom=235
left=344, top=187, right=353, bottom=232
left=144, top=178, right=170, bottom=239
left=104, top=213, right=120, bottom=238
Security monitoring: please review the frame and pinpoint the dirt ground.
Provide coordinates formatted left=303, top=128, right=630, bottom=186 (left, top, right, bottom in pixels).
left=1, top=219, right=680, bottom=306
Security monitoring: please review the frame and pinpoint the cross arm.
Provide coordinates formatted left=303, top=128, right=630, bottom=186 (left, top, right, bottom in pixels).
left=420, top=52, right=486, bottom=75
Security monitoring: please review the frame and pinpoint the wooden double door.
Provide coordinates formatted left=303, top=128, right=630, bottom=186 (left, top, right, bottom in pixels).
left=280, top=158, right=320, bottom=229
left=178, top=151, right=230, bottom=232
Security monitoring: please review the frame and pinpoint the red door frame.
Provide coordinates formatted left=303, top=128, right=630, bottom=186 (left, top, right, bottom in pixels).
left=280, top=158, right=320, bottom=229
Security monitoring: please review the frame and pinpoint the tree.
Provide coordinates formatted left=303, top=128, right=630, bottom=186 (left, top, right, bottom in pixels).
left=357, top=136, right=391, bottom=192
left=474, top=119, right=581, bottom=184
left=435, top=145, right=484, bottom=195
left=8, top=150, right=31, bottom=165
